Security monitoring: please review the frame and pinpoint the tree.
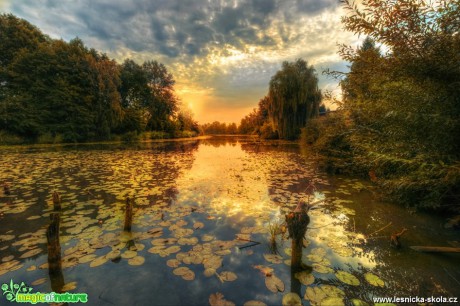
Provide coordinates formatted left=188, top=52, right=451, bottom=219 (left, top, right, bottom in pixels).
left=118, top=59, right=151, bottom=132
left=142, top=61, right=178, bottom=131
left=268, top=59, right=321, bottom=139
left=86, top=51, right=123, bottom=140
left=336, top=0, right=460, bottom=209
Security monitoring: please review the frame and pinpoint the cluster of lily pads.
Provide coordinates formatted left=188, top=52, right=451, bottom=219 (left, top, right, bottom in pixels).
left=0, top=144, right=392, bottom=305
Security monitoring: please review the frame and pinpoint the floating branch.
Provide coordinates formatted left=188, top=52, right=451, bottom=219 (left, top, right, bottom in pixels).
left=238, top=242, right=261, bottom=250
left=410, top=246, right=460, bottom=253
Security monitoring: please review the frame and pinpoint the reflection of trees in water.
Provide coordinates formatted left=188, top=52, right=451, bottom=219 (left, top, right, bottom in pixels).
left=199, top=136, right=241, bottom=148
left=146, top=140, right=199, bottom=207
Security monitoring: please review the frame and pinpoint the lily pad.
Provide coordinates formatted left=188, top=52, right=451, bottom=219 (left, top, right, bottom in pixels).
left=220, top=271, right=237, bottom=282
left=167, top=259, right=180, bottom=268
left=295, top=271, right=314, bottom=285
left=263, top=254, right=282, bottom=264
left=351, top=299, right=370, bottom=306
left=173, top=267, right=190, bottom=276
left=209, top=292, right=235, bottom=306
left=90, top=255, right=109, bottom=268
left=128, top=255, right=145, bottom=266
left=244, top=301, right=267, bottom=306
left=335, top=270, right=360, bottom=286
left=304, top=285, right=345, bottom=306
left=364, top=272, right=385, bottom=287
left=20, top=248, right=42, bottom=259
left=204, top=268, right=216, bottom=277
left=282, top=292, right=301, bottom=306
left=121, top=250, right=137, bottom=259
left=265, top=275, right=285, bottom=293
left=312, top=263, right=334, bottom=274
left=31, top=278, right=47, bottom=286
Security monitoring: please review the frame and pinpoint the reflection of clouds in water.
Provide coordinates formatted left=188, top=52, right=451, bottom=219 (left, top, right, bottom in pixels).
left=306, top=204, right=377, bottom=270
left=176, top=142, right=276, bottom=219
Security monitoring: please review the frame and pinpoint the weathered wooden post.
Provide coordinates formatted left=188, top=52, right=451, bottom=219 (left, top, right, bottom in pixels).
left=124, top=196, right=134, bottom=232
left=46, top=212, right=64, bottom=293
left=3, top=182, right=11, bottom=196
left=52, top=191, right=61, bottom=211
left=286, top=201, right=310, bottom=296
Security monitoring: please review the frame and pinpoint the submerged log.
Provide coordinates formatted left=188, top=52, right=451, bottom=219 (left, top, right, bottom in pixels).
left=410, top=246, right=460, bottom=253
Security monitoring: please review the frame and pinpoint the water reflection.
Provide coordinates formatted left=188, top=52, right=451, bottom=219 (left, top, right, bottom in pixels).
left=0, top=137, right=459, bottom=305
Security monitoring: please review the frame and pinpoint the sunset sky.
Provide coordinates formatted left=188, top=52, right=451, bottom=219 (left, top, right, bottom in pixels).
left=1, top=0, right=362, bottom=124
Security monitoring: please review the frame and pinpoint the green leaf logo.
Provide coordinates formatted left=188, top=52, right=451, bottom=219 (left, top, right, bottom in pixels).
left=1, top=279, right=33, bottom=302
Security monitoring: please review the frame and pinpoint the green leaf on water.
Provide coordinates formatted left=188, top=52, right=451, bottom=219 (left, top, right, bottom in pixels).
left=282, top=292, right=301, bottom=306
left=265, top=275, right=284, bottom=293
left=128, top=256, right=145, bottom=266
left=294, top=271, right=314, bottom=285
left=364, top=272, right=385, bottom=287
left=304, top=285, right=345, bottom=305
left=263, top=254, right=282, bottom=264
left=351, top=299, right=370, bottom=306
left=335, top=270, right=360, bottom=286
left=220, top=271, right=237, bottom=282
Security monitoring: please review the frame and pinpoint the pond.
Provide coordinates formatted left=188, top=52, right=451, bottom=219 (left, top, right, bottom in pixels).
left=1, top=136, right=459, bottom=305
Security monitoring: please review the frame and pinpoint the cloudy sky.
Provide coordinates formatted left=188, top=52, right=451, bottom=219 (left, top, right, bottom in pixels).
left=1, top=0, right=361, bottom=123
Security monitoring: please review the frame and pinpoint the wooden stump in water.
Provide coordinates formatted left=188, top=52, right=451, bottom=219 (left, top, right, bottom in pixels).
left=390, top=228, right=408, bottom=248
left=124, top=197, right=134, bottom=231
left=52, top=191, right=61, bottom=211
left=286, top=209, right=311, bottom=296
left=46, top=212, right=64, bottom=293
left=3, top=182, right=11, bottom=196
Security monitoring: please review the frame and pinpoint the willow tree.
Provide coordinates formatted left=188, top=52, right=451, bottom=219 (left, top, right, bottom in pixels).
left=268, top=59, right=321, bottom=139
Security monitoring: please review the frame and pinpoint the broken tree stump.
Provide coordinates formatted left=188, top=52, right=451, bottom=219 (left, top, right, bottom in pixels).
left=124, top=196, right=134, bottom=231
left=286, top=208, right=311, bottom=296
left=3, top=182, right=11, bottom=196
left=52, top=191, right=61, bottom=211
left=46, top=212, right=64, bottom=293
left=390, top=228, right=408, bottom=248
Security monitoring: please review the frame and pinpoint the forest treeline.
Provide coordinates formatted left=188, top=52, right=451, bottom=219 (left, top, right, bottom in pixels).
left=0, top=14, right=199, bottom=144
left=305, top=0, right=460, bottom=211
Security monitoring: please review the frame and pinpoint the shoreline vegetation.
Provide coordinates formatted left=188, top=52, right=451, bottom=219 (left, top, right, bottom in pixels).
left=1, top=0, right=459, bottom=214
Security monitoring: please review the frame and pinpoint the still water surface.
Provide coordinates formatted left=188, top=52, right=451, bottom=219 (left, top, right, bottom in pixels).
left=0, top=137, right=459, bottom=305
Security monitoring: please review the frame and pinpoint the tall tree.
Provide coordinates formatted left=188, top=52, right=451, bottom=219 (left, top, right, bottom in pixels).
left=338, top=0, right=460, bottom=208
left=142, top=61, right=178, bottom=131
left=268, top=59, right=321, bottom=139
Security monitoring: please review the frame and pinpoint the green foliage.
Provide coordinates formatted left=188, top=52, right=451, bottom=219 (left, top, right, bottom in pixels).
left=315, top=1, right=460, bottom=210
left=0, top=131, right=24, bottom=145
left=304, top=112, right=366, bottom=175
left=0, top=14, right=196, bottom=144
left=120, top=131, right=139, bottom=143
